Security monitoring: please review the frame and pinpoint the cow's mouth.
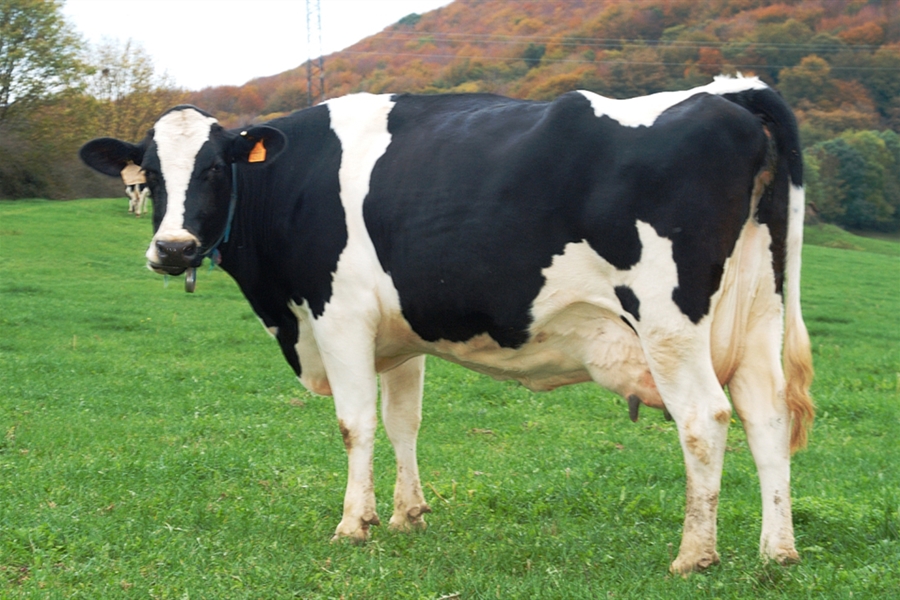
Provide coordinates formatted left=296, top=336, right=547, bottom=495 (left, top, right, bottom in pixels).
left=148, top=262, right=200, bottom=292
left=148, top=262, right=188, bottom=276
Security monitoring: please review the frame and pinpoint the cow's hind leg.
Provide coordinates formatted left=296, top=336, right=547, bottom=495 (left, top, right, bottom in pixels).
left=381, top=355, right=431, bottom=531
left=728, top=309, right=799, bottom=565
left=643, top=331, right=731, bottom=575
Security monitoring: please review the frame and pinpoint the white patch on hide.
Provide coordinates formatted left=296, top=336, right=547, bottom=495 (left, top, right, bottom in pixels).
left=523, top=221, right=684, bottom=399
left=397, top=221, right=685, bottom=404
left=315, top=93, right=399, bottom=325
left=288, top=299, right=332, bottom=396
left=147, top=109, right=218, bottom=260
left=578, top=75, right=768, bottom=128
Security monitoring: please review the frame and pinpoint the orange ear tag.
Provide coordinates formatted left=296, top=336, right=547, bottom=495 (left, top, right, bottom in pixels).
left=248, top=139, right=266, bottom=163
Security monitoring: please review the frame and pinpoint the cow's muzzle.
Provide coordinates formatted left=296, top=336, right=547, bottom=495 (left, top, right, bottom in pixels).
left=149, top=239, right=201, bottom=275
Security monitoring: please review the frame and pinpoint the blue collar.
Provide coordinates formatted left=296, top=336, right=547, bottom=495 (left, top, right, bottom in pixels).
left=203, top=162, right=239, bottom=265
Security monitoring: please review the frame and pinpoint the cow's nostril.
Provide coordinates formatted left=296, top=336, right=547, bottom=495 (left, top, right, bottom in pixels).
left=183, top=241, right=197, bottom=260
left=156, top=240, right=170, bottom=259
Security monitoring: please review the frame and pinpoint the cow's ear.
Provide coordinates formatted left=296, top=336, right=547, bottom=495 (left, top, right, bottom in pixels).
left=230, top=126, right=286, bottom=165
left=80, top=138, right=144, bottom=177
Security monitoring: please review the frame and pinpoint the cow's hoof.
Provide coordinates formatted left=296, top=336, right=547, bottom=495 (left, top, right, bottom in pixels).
left=388, top=503, right=432, bottom=532
left=331, top=514, right=380, bottom=543
left=761, top=537, right=800, bottom=566
left=771, top=547, right=800, bottom=566
left=670, top=551, right=720, bottom=576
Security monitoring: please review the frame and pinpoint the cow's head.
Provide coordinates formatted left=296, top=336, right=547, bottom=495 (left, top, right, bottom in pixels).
left=80, top=105, right=286, bottom=275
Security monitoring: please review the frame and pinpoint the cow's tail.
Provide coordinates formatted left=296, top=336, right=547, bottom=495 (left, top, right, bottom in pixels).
left=726, top=82, right=815, bottom=452
left=783, top=183, right=815, bottom=452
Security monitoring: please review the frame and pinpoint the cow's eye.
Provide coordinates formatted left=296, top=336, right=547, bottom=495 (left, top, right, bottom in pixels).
left=204, top=164, right=224, bottom=179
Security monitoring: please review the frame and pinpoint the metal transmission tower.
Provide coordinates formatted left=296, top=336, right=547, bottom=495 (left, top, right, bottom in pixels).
left=306, top=0, right=325, bottom=106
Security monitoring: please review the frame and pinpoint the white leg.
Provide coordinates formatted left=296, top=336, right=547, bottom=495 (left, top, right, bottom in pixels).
left=126, top=186, right=136, bottom=213
left=315, top=331, right=381, bottom=542
left=729, top=312, right=799, bottom=565
left=380, top=355, right=431, bottom=530
left=138, top=188, right=150, bottom=217
left=643, top=328, right=731, bottom=575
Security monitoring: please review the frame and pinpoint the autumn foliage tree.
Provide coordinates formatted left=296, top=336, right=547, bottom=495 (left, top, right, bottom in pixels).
left=88, top=39, right=186, bottom=142
left=181, top=0, right=900, bottom=232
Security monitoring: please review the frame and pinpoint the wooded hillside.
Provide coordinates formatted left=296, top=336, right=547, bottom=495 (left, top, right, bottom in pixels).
left=189, top=0, right=900, bottom=233
left=3, top=0, right=899, bottom=230
left=194, top=0, right=900, bottom=142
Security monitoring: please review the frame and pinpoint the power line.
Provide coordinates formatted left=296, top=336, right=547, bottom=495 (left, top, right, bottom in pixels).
left=370, top=29, right=888, bottom=52
left=336, top=49, right=900, bottom=72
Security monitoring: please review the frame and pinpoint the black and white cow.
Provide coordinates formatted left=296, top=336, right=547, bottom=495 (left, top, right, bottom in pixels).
left=80, top=75, right=814, bottom=574
left=120, top=162, right=151, bottom=216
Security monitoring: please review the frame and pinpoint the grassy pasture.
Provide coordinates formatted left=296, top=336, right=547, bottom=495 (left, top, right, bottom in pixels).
left=1, top=198, right=898, bottom=599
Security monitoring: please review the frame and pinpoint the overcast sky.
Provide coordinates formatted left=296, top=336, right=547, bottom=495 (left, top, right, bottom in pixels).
left=63, top=0, right=454, bottom=90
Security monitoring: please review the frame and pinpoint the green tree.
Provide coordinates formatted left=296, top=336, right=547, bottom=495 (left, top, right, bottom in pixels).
left=807, top=131, right=900, bottom=232
left=874, top=130, right=900, bottom=228
left=659, top=29, right=719, bottom=83
left=859, top=46, right=900, bottom=123
left=396, top=13, right=421, bottom=27
left=778, top=55, right=835, bottom=107
left=842, top=131, right=897, bottom=230
left=803, top=152, right=825, bottom=220
left=263, top=82, right=307, bottom=114
left=0, top=0, right=86, bottom=122
left=750, top=19, right=814, bottom=80
left=805, top=144, right=845, bottom=223
left=601, top=46, right=669, bottom=98
left=523, top=44, right=546, bottom=69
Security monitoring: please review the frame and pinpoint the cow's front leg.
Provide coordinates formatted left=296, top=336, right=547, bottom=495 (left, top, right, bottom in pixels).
left=317, top=336, right=381, bottom=541
left=137, top=188, right=150, bottom=217
left=331, top=385, right=380, bottom=541
left=380, top=355, right=431, bottom=531
left=126, top=186, right=136, bottom=213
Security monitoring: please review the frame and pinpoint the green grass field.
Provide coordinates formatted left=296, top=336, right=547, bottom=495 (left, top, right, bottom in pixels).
left=1, top=199, right=898, bottom=599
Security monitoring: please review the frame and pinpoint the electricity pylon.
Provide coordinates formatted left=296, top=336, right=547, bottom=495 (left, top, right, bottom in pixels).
left=306, top=0, right=325, bottom=106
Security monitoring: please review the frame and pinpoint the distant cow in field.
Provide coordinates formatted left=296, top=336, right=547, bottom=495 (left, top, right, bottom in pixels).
left=80, top=75, right=814, bottom=575
left=120, top=161, right=150, bottom=216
